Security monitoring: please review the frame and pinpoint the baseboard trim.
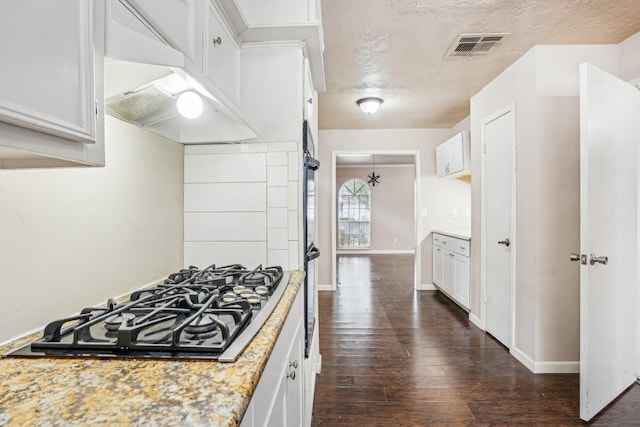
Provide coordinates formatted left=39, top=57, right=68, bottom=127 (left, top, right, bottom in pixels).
left=469, top=313, right=482, bottom=330
left=534, top=361, right=580, bottom=374
left=336, top=250, right=415, bottom=255
left=318, top=284, right=334, bottom=291
left=418, top=283, right=436, bottom=290
left=511, top=346, right=536, bottom=373
left=509, top=347, right=579, bottom=374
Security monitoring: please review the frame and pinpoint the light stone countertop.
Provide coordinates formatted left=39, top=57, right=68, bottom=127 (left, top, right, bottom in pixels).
left=0, top=271, right=304, bottom=427
left=433, top=230, right=471, bottom=241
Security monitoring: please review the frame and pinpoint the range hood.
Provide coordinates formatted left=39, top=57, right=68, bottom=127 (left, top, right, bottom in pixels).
left=104, top=0, right=257, bottom=143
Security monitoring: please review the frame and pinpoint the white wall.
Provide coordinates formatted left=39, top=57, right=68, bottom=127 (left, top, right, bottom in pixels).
left=619, top=31, right=640, bottom=82
left=336, top=165, right=415, bottom=251
left=0, top=117, right=184, bottom=344
left=318, top=128, right=471, bottom=288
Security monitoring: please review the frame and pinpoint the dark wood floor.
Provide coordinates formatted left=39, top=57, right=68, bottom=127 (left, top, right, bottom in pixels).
left=311, top=254, right=640, bottom=426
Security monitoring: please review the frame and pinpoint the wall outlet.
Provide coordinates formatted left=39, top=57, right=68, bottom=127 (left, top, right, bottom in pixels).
left=451, top=208, right=457, bottom=218
left=465, top=209, right=471, bottom=218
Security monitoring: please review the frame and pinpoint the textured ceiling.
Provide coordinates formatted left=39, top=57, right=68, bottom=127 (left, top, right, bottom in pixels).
left=319, top=0, right=640, bottom=130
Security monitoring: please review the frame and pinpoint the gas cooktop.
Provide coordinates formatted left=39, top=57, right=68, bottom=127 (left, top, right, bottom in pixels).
left=8, top=264, right=288, bottom=362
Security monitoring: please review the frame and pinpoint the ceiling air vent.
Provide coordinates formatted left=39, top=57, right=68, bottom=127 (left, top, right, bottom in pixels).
left=446, top=33, right=508, bottom=58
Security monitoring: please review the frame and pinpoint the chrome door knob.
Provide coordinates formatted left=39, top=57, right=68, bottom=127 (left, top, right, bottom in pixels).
left=497, top=238, right=510, bottom=247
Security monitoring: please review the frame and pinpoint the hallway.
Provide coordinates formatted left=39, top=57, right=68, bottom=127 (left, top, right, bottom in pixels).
left=311, top=254, right=639, bottom=425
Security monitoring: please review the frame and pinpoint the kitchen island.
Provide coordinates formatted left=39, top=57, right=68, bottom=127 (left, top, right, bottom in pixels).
left=0, top=271, right=304, bottom=427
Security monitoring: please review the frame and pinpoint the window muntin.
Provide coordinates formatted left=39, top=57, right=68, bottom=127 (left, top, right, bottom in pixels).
left=338, top=179, right=371, bottom=249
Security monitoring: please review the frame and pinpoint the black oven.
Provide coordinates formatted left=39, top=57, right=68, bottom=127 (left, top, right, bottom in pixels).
left=303, top=120, right=319, bottom=358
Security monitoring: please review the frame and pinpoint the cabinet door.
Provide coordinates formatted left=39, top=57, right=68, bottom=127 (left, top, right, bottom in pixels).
left=285, top=324, right=304, bottom=426
left=435, top=144, right=449, bottom=177
left=240, top=0, right=310, bottom=25
left=441, top=249, right=455, bottom=294
left=205, top=2, right=240, bottom=104
left=127, top=0, right=200, bottom=65
left=433, top=245, right=444, bottom=286
left=448, top=134, right=464, bottom=175
left=453, top=254, right=470, bottom=308
left=303, top=60, right=317, bottom=142
left=266, top=375, right=287, bottom=427
left=0, top=1, right=98, bottom=145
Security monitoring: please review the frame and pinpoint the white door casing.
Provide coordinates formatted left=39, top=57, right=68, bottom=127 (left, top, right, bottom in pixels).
left=578, top=63, right=640, bottom=422
left=330, top=150, right=421, bottom=290
left=481, top=105, right=516, bottom=349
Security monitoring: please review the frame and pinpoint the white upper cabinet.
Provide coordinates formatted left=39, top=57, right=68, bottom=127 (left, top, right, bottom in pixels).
left=238, top=0, right=318, bottom=25
left=205, top=2, right=241, bottom=105
left=0, top=0, right=105, bottom=168
left=435, top=131, right=470, bottom=178
left=126, top=0, right=202, bottom=71
left=303, top=59, right=317, bottom=142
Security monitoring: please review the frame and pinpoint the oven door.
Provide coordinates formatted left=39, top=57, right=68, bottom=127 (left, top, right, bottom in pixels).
left=303, top=120, right=319, bottom=358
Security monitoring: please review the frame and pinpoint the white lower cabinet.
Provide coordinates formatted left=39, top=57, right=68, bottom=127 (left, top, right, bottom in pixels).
left=241, top=288, right=304, bottom=427
left=432, top=232, right=470, bottom=310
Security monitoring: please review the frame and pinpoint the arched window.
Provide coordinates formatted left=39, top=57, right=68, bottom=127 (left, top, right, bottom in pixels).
left=338, top=179, right=371, bottom=249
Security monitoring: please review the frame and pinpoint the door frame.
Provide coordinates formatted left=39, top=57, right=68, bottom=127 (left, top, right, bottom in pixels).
left=480, top=103, right=517, bottom=349
left=330, top=150, right=421, bottom=290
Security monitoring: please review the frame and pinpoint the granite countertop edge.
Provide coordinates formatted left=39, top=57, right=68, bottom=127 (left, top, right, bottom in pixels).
left=432, top=230, right=472, bottom=241
left=0, top=270, right=305, bottom=427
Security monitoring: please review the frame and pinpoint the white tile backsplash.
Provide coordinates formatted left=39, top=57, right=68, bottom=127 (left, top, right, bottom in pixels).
left=268, top=229, right=288, bottom=249
left=185, top=242, right=267, bottom=268
left=268, top=208, right=288, bottom=229
left=288, top=241, right=300, bottom=270
left=268, top=141, right=298, bottom=152
left=183, top=140, right=304, bottom=271
left=288, top=210, right=298, bottom=239
left=267, top=186, right=288, bottom=208
left=288, top=182, right=298, bottom=210
left=267, top=152, right=288, bottom=166
left=184, top=144, right=241, bottom=155
left=185, top=183, right=266, bottom=212
left=185, top=212, right=266, bottom=241
left=268, top=250, right=289, bottom=269
left=288, top=152, right=299, bottom=181
left=240, top=143, right=270, bottom=153
left=267, top=166, right=288, bottom=187
left=184, top=153, right=266, bottom=183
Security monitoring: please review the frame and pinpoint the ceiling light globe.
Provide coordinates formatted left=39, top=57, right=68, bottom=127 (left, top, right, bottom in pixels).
left=357, top=97, right=383, bottom=114
left=177, top=91, right=203, bottom=119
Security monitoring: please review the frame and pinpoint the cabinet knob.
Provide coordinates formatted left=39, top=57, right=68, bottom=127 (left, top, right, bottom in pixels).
left=212, top=36, right=222, bottom=46
left=287, top=370, right=296, bottom=381
left=289, top=360, right=299, bottom=369
left=308, top=98, right=313, bottom=104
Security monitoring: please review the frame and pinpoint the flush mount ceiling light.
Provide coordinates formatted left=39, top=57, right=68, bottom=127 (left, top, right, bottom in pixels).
left=357, top=97, right=383, bottom=114
left=176, top=91, right=203, bottom=119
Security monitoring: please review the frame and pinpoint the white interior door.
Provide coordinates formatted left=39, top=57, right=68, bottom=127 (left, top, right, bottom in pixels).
left=579, top=63, right=640, bottom=421
left=482, top=106, right=515, bottom=348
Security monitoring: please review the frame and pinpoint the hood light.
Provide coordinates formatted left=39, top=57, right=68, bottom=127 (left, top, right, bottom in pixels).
left=177, top=91, right=203, bottom=119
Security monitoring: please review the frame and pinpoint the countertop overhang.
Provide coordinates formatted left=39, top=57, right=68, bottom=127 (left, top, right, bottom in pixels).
left=432, top=230, right=471, bottom=241
left=0, top=270, right=304, bottom=427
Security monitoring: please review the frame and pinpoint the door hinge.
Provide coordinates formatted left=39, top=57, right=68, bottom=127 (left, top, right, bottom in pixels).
left=483, top=143, right=487, bottom=154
